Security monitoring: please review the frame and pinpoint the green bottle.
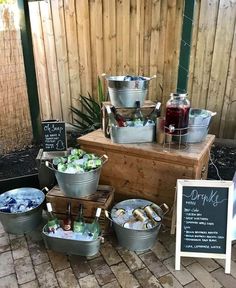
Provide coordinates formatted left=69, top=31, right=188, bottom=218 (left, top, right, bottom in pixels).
left=46, top=202, right=60, bottom=233
left=89, top=208, right=102, bottom=239
left=73, top=204, right=85, bottom=233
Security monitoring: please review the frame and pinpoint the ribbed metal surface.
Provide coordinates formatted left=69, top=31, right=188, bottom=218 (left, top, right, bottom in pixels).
left=42, top=225, right=101, bottom=256
left=111, top=199, right=164, bottom=252
left=110, top=124, right=155, bottom=144
left=0, top=188, right=45, bottom=234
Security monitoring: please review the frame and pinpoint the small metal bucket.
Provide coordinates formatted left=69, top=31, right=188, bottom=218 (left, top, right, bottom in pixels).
left=103, top=74, right=156, bottom=107
left=185, top=109, right=216, bottom=143
left=110, top=124, right=155, bottom=144
left=106, top=199, right=169, bottom=251
left=42, top=224, right=101, bottom=256
left=45, top=155, right=108, bottom=198
left=0, top=188, right=45, bottom=234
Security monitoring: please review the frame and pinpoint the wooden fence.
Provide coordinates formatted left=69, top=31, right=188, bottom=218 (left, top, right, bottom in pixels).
left=28, top=0, right=184, bottom=123
left=28, top=0, right=236, bottom=139
left=0, top=4, right=32, bottom=154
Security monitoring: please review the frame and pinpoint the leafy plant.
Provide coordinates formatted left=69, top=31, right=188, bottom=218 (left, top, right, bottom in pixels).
left=70, top=76, right=108, bottom=136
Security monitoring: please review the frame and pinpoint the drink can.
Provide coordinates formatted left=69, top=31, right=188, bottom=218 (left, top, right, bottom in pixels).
left=113, top=208, right=126, bottom=217
left=132, top=208, right=149, bottom=222
left=144, top=205, right=162, bottom=222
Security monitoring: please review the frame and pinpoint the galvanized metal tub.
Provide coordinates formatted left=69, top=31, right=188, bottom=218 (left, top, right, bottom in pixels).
left=109, top=199, right=168, bottom=252
left=103, top=74, right=156, bottom=107
left=186, top=125, right=209, bottom=143
left=45, top=155, right=108, bottom=198
left=42, top=224, right=101, bottom=256
left=110, top=124, right=155, bottom=144
left=0, top=188, right=45, bottom=234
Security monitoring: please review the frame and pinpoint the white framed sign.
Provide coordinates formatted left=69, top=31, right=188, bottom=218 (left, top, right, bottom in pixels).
left=175, top=179, right=234, bottom=274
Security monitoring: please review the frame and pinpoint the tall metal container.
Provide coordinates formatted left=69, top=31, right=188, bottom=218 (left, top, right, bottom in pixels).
left=108, top=199, right=169, bottom=252
left=0, top=188, right=45, bottom=234
left=103, top=75, right=156, bottom=107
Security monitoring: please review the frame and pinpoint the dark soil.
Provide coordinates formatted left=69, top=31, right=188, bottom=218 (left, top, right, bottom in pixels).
left=0, top=145, right=40, bottom=179
left=0, top=142, right=235, bottom=181
left=207, top=143, right=236, bottom=181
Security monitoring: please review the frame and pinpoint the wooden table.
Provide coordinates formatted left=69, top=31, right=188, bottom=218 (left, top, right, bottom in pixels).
left=78, top=129, right=215, bottom=222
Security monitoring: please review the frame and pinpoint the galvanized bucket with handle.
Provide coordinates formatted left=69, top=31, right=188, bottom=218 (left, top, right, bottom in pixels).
left=0, top=187, right=45, bottom=234
left=103, top=74, right=156, bottom=107
left=45, top=155, right=108, bottom=198
left=106, top=199, right=169, bottom=252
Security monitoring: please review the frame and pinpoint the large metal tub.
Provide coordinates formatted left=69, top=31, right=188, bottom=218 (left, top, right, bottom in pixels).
left=45, top=155, right=108, bottom=198
left=104, top=75, right=156, bottom=107
left=42, top=224, right=101, bottom=256
left=108, top=199, right=168, bottom=252
left=0, top=188, right=45, bottom=234
left=110, top=124, right=155, bottom=144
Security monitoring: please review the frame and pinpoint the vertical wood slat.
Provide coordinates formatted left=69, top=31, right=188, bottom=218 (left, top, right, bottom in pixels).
left=39, top=0, right=62, bottom=120
left=122, top=0, right=130, bottom=74
left=29, top=1, right=51, bottom=120
left=64, top=0, right=81, bottom=112
left=190, top=0, right=219, bottom=108
left=149, top=0, right=161, bottom=102
left=51, top=0, right=71, bottom=122
left=116, top=0, right=123, bottom=75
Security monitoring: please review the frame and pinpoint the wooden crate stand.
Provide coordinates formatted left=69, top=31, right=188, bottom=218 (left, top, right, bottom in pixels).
left=46, top=185, right=114, bottom=234
left=78, top=129, right=215, bottom=225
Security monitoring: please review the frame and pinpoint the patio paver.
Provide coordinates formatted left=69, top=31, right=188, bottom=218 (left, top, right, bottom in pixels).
left=0, top=221, right=236, bottom=288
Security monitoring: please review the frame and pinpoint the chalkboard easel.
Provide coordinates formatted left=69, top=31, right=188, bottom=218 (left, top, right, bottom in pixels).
left=175, top=179, right=234, bottom=274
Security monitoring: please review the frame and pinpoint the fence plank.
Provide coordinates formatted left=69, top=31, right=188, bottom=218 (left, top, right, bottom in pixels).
left=39, top=0, right=61, bottom=120
left=29, top=2, right=51, bottom=120
left=149, top=0, right=161, bottom=101
left=64, top=0, right=81, bottom=113
left=191, top=0, right=219, bottom=108
left=51, top=0, right=71, bottom=122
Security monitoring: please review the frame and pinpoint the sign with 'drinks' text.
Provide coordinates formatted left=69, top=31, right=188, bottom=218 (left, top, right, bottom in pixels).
left=175, top=179, right=234, bottom=274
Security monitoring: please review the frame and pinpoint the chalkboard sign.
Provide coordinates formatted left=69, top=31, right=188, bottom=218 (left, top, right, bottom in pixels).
left=42, top=121, right=67, bottom=152
left=175, top=179, right=234, bottom=274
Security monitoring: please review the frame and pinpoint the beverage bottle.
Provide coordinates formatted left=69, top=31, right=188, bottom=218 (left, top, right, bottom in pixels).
left=106, top=105, right=118, bottom=127
left=143, top=102, right=162, bottom=126
left=46, top=202, right=60, bottom=233
left=110, top=106, right=127, bottom=127
left=132, top=100, right=144, bottom=125
left=144, top=205, right=162, bottom=222
left=62, top=202, right=73, bottom=231
left=89, top=207, right=102, bottom=239
left=73, top=204, right=85, bottom=233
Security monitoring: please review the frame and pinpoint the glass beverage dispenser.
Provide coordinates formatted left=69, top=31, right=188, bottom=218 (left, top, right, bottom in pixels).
left=165, top=92, right=190, bottom=136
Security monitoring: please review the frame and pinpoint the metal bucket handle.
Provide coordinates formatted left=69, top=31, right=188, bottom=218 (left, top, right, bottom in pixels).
left=159, top=203, right=169, bottom=216
left=45, top=161, right=57, bottom=172
left=102, top=73, right=156, bottom=81
left=100, top=154, right=108, bottom=165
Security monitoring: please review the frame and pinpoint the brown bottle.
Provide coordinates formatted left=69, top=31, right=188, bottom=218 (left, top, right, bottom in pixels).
left=110, top=106, right=127, bottom=127
left=63, top=202, right=72, bottom=231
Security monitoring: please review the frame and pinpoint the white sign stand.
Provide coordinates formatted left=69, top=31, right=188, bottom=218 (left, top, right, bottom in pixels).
left=175, top=179, right=233, bottom=274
